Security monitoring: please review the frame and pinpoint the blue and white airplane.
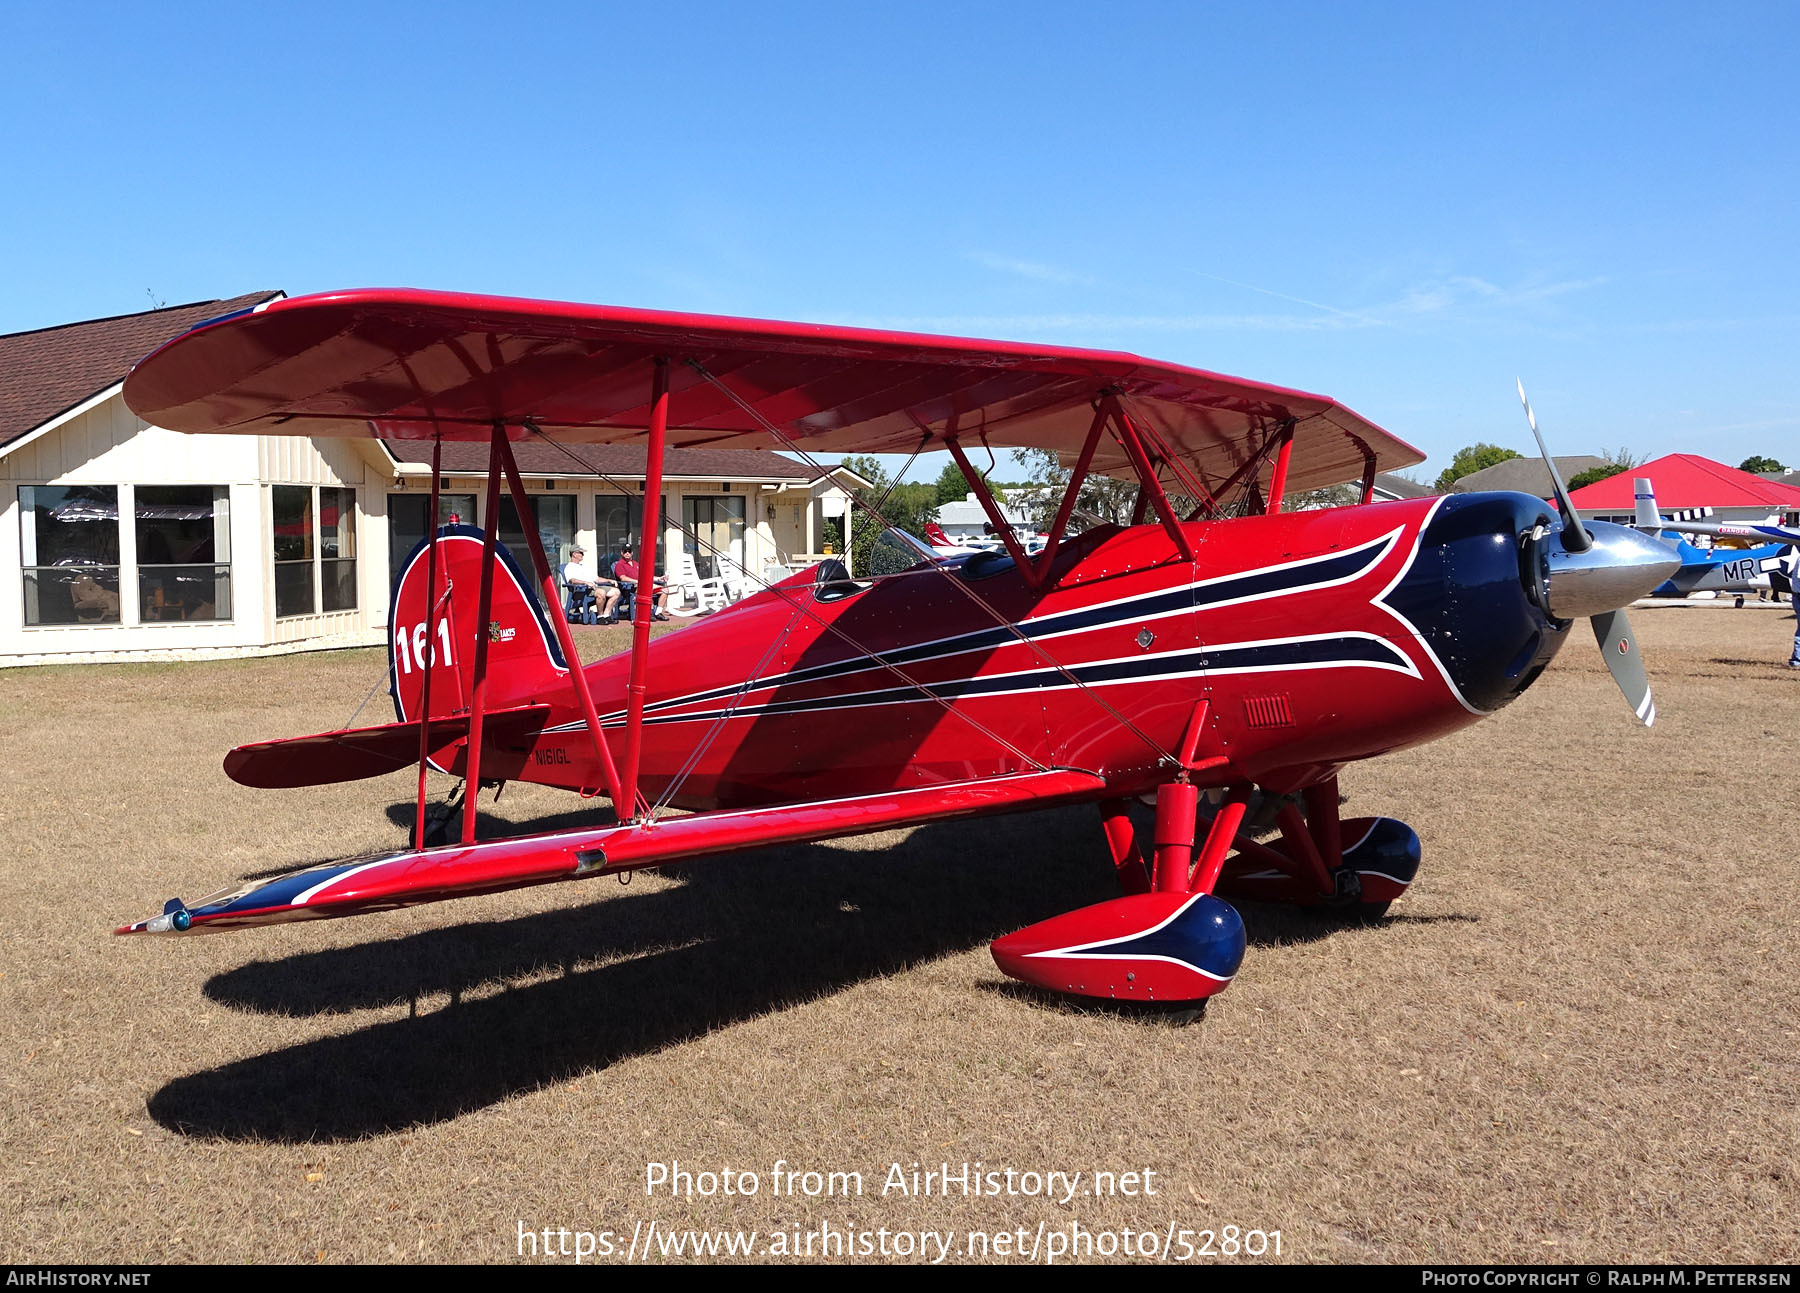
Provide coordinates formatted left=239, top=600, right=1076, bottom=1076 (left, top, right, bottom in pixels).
left=1632, top=478, right=1798, bottom=599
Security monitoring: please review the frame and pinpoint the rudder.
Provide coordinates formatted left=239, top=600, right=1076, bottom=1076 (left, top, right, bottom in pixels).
left=389, top=524, right=568, bottom=725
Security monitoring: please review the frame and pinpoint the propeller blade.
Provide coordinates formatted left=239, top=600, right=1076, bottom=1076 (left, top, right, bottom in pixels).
left=1592, top=608, right=1655, bottom=726
left=1516, top=379, right=1592, bottom=553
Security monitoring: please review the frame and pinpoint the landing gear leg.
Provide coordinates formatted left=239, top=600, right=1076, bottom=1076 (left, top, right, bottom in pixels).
left=419, top=781, right=466, bottom=848
left=1099, top=798, right=1150, bottom=895
left=1190, top=784, right=1252, bottom=895
left=1207, top=776, right=1417, bottom=920
left=1152, top=781, right=1199, bottom=892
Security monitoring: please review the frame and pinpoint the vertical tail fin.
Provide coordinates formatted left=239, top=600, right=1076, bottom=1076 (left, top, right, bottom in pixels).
left=388, top=525, right=567, bottom=725
left=1633, top=478, right=1661, bottom=530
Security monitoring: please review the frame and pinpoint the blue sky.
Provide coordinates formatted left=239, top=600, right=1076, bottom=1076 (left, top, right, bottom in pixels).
left=3, top=1, right=1796, bottom=480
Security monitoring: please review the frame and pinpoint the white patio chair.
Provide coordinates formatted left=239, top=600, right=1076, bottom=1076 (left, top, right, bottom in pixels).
left=717, top=556, right=752, bottom=602
left=667, top=551, right=728, bottom=617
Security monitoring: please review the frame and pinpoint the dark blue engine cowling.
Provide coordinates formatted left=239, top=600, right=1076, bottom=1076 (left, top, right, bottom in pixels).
left=1383, top=492, right=1570, bottom=713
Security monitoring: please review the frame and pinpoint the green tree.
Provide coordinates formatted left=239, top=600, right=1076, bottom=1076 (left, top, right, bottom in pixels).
left=1433, top=443, right=1522, bottom=493
left=1009, top=448, right=1141, bottom=531
left=1566, top=447, right=1640, bottom=492
left=1740, top=455, right=1788, bottom=475
left=840, top=455, right=943, bottom=576
left=1566, top=463, right=1627, bottom=490
left=934, top=460, right=1005, bottom=506
left=934, top=461, right=969, bottom=505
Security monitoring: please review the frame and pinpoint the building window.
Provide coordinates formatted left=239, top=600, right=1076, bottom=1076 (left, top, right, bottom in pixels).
left=273, top=485, right=359, bottom=617
left=386, top=492, right=478, bottom=589
left=320, top=487, right=357, bottom=612
left=19, top=485, right=121, bottom=625
left=594, top=491, right=666, bottom=576
left=683, top=494, right=746, bottom=579
left=136, top=486, right=232, bottom=622
left=497, top=494, right=576, bottom=609
left=272, top=486, right=315, bottom=617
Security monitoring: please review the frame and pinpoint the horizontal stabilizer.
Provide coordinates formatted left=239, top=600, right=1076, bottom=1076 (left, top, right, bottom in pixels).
left=118, top=768, right=1105, bottom=934
left=223, top=705, right=551, bottom=789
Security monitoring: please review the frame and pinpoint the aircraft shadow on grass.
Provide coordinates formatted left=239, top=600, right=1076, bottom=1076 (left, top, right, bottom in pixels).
left=151, top=802, right=1458, bottom=1143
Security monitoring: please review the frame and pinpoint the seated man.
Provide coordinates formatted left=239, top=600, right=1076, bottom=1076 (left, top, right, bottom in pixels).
left=562, top=546, right=620, bottom=625
left=613, top=543, right=671, bottom=621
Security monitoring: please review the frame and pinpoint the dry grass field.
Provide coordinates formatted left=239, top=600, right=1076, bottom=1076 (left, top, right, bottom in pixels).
left=2, top=607, right=1796, bottom=1264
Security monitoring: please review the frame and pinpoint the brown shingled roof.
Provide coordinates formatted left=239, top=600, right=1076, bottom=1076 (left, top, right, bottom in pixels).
left=0, top=291, right=282, bottom=449
left=380, top=437, right=824, bottom=482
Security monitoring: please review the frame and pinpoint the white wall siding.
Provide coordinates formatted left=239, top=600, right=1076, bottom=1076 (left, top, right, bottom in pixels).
left=1, top=393, right=386, bottom=661
left=3, top=393, right=849, bottom=661
left=0, top=398, right=260, bottom=484
left=257, top=434, right=367, bottom=488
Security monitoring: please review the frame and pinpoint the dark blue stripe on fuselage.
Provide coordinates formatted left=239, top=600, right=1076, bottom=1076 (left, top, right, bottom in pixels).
left=1193, top=542, right=1380, bottom=609
left=623, top=537, right=1394, bottom=723
left=628, top=634, right=1408, bottom=726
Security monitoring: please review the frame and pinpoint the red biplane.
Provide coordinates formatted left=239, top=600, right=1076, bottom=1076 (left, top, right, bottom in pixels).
left=116, top=289, right=1678, bottom=1007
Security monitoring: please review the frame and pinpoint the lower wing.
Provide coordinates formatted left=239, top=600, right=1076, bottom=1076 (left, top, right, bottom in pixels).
left=118, top=768, right=1105, bottom=934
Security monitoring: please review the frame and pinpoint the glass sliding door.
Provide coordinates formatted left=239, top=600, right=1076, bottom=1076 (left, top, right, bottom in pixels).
left=594, top=491, right=667, bottom=577
left=682, top=495, right=746, bottom=580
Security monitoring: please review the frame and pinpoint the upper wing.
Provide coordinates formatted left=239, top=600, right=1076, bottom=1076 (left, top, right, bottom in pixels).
left=122, top=289, right=1422, bottom=495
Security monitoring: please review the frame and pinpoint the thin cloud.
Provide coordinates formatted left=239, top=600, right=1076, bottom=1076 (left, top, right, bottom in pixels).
left=964, top=251, right=1097, bottom=286
left=828, top=311, right=1375, bottom=336
left=1620, top=312, right=1800, bottom=334
left=1375, top=274, right=1607, bottom=319
left=834, top=271, right=1610, bottom=338
left=1184, top=269, right=1383, bottom=326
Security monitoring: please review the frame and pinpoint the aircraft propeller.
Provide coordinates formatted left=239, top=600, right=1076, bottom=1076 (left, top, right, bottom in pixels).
left=1516, top=380, right=1678, bottom=726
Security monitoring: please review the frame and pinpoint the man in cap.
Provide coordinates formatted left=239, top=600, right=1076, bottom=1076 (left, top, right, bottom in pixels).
left=562, top=545, right=620, bottom=625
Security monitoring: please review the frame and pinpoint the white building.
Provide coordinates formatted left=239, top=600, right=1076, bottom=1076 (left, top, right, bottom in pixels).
left=1, top=293, right=859, bottom=666
left=934, top=490, right=1033, bottom=542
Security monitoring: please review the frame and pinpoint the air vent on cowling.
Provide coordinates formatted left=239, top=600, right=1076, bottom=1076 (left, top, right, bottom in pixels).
left=1243, top=694, right=1294, bottom=728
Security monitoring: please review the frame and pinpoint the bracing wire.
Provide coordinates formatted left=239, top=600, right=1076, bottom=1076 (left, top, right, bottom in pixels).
left=517, top=425, right=1053, bottom=776
left=646, top=589, right=807, bottom=820
left=685, top=361, right=1181, bottom=766
left=339, top=666, right=392, bottom=733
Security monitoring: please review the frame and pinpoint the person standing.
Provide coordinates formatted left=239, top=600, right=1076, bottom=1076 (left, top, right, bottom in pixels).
left=1781, top=552, right=1800, bottom=667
